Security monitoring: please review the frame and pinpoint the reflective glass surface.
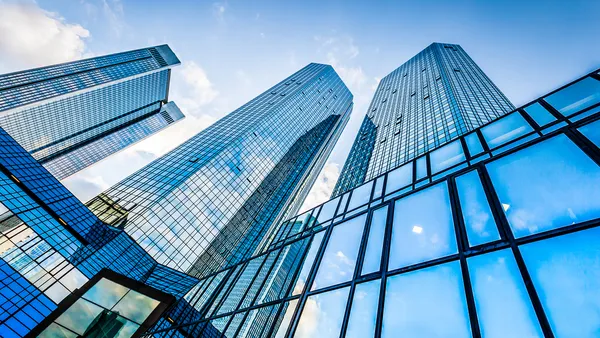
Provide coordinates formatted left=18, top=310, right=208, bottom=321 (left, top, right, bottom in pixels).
left=312, top=214, right=367, bottom=290
left=348, top=181, right=373, bottom=210
left=430, top=140, right=466, bottom=174
left=416, top=156, right=427, bottom=180
left=292, top=232, right=325, bottom=295
left=468, top=249, right=543, bottom=338
left=55, top=299, right=104, bottom=335
left=83, top=278, right=129, bottom=309
left=317, top=197, right=340, bottom=223
left=521, top=226, right=600, bottom=338
left=455, top=171, right=500, bottom=246
left=544, top=77, right=600, bottom=116
left=382, top=261, right=472, bottom=337
left=481, top=113, right=534, bottom=149
left=274, top=300, right=298, bottom=338
left=523, top=103, right=556, bottom=127
left=578, top=119, right=600, bottom=148
left=464, top=132, right=484, bottom=156
left=385, top=162, right=412, bottom=193
left=345, top=279, right=380, bottom=338
left=294, top=286, right=350, bottom=338
left=361, top=206, right=388, bottom=275
left=40, top=323, right=78, bottom=338
left=389, top=182, right=458, bottom=270
left=487, top=135, right=600, bottom=238
left=112, top=290, right=160, bottom=324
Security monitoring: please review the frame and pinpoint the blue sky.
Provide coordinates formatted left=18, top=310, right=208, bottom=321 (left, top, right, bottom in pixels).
left=0, top=0, right=599, bottom=207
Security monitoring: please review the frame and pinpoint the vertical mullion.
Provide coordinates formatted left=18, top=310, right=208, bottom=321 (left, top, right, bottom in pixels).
left=374, top=199, right=395, bottom=338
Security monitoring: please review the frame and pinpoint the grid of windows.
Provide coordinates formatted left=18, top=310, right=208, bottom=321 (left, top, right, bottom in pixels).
left=334, top=43, right=514, bottom=196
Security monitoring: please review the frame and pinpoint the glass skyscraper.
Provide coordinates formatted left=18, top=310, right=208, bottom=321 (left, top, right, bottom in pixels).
left=87, top=63, right=353, bottom=277
left=0, top=45, right=184, bottom=180
left=333, top=43, right=514, bottom=196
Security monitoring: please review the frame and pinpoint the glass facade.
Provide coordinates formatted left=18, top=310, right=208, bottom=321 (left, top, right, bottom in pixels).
left=139, top=68, right=600, bottom=337
left=0, top=45, right=182, bottom=180
left=333, top=43, right=515, bottom=196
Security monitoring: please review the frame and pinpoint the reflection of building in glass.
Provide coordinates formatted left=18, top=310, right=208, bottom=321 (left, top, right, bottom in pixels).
left=87, top=63, right=353, bottom=277
left=333, top=43, right=515, bottom=196
left=0, top=45, right=183, bottom=180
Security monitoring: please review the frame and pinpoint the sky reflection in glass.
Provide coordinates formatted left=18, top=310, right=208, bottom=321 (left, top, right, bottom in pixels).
left=480, top=113, right=534, bottom=149
left=112, top=290, right=160, bottom=324
left=430, top=140, right=466, bottom=174
left=361, top=206, right=387, bottom=275
left=83, top=278, right=129, bottom=309
left=468, top=249, right=543, bottom=338
left=464, top=132, right=484, bottom=156
left=544, top=77, right=600, bottom=116
left=521, top=226, right=600, bottom=338
left=578, top=119, right=600, bottom=148
left=416, top=156, right=427, bottom=180
left=317, top=197, right=340, bottom=223
left=523, top=103, right=556, bottom=127
left=294, top=286, right=350, bottom=338
left=486, top=135, right=600, bottom=238
left=455, top=171, right=500, bottom=246
left=274, top=300, right=298, bottom=338
left=54, top=299, right=103, bottom=335
left=385, top=162, right=412, bottom=193
left=312, top=214, right=367, bottom=290
left=292, top=232, right=324, bottom=295
left=389, top=182, right=457, bottom=270
left=347, top=181, right=373, bottom=210
left=382, top=261, right=471, bottom=337
left=345, top=279, right=380, bottom=338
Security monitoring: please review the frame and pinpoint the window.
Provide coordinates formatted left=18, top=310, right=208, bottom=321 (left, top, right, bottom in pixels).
left=464, top=132, right=484, bottom=156
left=347, top=181, right=373, bottom=210
left=416, top=156, right=427, bottom=180
left=481, top=112, right=534, bottom=149
left=312, top=214, right=367, bottom=290
left=317, top=197, right=340, bottom=224
left=523, top=103, right=556, bottom=127
left=385, top=162, right=412, bottom=193
left=486, top=134, right=600, bottom=238
left=578, top=119, right=600, bottom=148
left=362, top=206, right=388, bottom=275
left=389, top=182, right=458, bottom=270
left=292, top=232, right=325, bottom=295
left=295, top=287, right=350, bottom=338
left=273, top=300, right=298, bottom=338
left=429, top=139, right=466, bottom=174
left=544, top=77, right=600, bottom=116
left=455, top=170, right=500, bottom=246
left=382, top=262, right=471, bottom=337
left=345, top=279, right=380, bottom=338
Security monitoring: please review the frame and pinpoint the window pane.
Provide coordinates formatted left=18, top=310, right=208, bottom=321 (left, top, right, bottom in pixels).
left=430, top=140, right=466, bottom=174
left=486, top=134, right=600, bottom=238
left=382, top=261, right=471, bottom=337
left=362, top=206, right=387, bottom=275
left=389, top=182, right=458, bottom=270
left=544, top=77, right=600, bottom=116
left=55, top=299, right=103, bottom=335
left=274, top=300, right=298, bottom=338
left=112, top=290, right=160, bottom=324
left=468, top=249, right=543, bottom=338
left=317, top=197, right=340, bottom=223
left=465, top=132, right=484, bottom=156
left=578, top=119, right=600, bottom=148
left=82, top=278, right=129, bottom=309
left=524, top=103, right=556, bottom=127
left=416, top=156, right=427, bottom=180
left=40, top=323, right=77, bottom=338
left=455, top=171, right=500, bottom=246
left=372, top=176, right=384, bottom=199
left=294, top=286, right=350, bottom=338
left=336, top=193, right=349, bottom=216
left=345, top=279, right=380, bottom=338
left=292, top=232, right=325, bottom=295
left=348, top=181, right=373, bottom=210
left=520, top=226, right=600, bottom=337
left=312, top=214, right=367, bottom=290
left=385, top=162, right=412, bottom=193
left=481, top=113, right=534, bottom=149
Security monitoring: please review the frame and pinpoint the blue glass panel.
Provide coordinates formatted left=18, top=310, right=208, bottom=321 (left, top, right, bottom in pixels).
left=521, top=226, right=600, bottom=337
left=523, top=103, right=556, bottom=127
left=480, top=113, right=534, bottom=149
left=295, top=286, right=350, bottom=338
left=273, top=300, right=298, bottom=338
left=112, top=290, right=160, bottom=324
left=39, top=323, right=77, bottom=338
left=430, top=140, right=466, bottom=174
left=382, top=261, right=471, bottom=337
left=455, top=171, right=500, bottom=246
left=347, top=181, right=373, bottom=210
left=312, top=214, right=367, bottom=290
left=292, top=232, right=325, bottom=295
left=389, top=182, right=457, bottom=270
left=317, top=197, right=340, bottom=224
left=464, top=132, right=484, bottom=156
left=416, top=156, right=427, bottom=180
left=361, top=206, right=388, bottom=275
left=578, top=119, right=600, bottom=148
left=544, top=77, right=600, bottom=116
left=385, top=162, right=412, bottom=194
left=486, top=135, right=600, bottom=238
left=345, top=279, right=380, bottom=338
left=54, top=299, right=103, bottom=335
left=372, top=176, right=385, bottom=200
left=468, top=249, right=543, bottom=337
left=82, top=278, right=128, bottom=309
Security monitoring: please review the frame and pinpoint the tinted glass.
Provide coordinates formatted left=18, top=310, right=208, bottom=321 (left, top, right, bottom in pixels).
left=83, top=278, right=128, bottom=309
left=274, top=300, right=298, bottom=338
left=292, top=232, right=325, bottom=295
left=389, top=182, right=458, bottom=270
left=481, top=113, right=533, bottom=149
left=317, top=197, right=339, bottom=223
left=455, top=171, right=500, bottom=246
left=348, top=181, right=373, bottom=210
left=372, top=176, right=384, bottom=199
left=578, top=119, right=600, bottom=148
left=345, top=279, right=381, bottom=338
left=385, top=162, right=412, bottom=193
left=521, top=226, right=600, bottom=338
left=382, top=261, right=471, bottom=337
left=112, top=290, right=160, bottom=324
left=487, top=135, right=600, bottom=238
left=544, top=77, right=600, bottom=116
left=40, top=323, right=77, bottom=338
left=55, top=299, right=103, bottom=335
left=294, top=286, right=350, bottom=338
left=523, top=103, right=556, bottom=127
left=430, top=140, right=466, bottom=174
left=416, top=156, right=427, bottom=180
left=312, top=214, right=367, bottom=290
left=468, top=249, right=543, bottom=337
left=362, top=206, right=388, bottom=275
left=464, top=132, right=484, bottom=156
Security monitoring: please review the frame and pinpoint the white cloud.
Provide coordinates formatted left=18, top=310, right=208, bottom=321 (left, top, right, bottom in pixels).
left=171, top=61, right=219, bottom=117
left=316, top=34, right=366, bottom=89
left=299, top=162, right=340, bottom=213
left=102, top=0, right=125, bottom=37
left=0, top=2, right=90, bottom=71
left=212, top=2, right=226, bottom=22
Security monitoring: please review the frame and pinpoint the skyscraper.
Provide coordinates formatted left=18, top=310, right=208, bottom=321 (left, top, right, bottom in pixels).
left=333, top=43, right=514, bottom=196
left=0, top=45, right=184, bottom=180
left=87, top=63, right=353, bottom=277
